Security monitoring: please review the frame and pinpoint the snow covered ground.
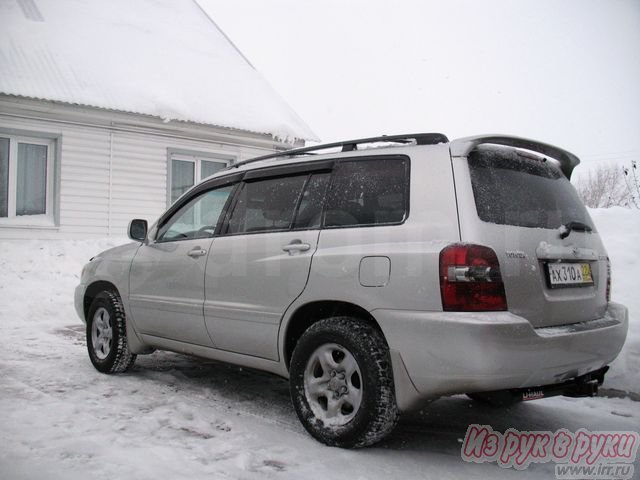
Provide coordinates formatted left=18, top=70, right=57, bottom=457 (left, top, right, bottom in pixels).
left=0, top=208, right=638, bottom=479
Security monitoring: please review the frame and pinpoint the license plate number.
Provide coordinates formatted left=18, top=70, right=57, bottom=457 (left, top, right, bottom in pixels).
left=547, top=262, right=593, bottom=288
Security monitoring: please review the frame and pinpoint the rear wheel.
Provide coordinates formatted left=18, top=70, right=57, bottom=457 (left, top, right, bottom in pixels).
left=290, top=317, right=399, bottom=448
left=86, top=291, right=136, bottom=373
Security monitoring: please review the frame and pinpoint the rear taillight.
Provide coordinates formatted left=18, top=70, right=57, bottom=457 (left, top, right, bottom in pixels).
left=439, top=244, right=508, bottom=311
left=606, top=257, right=611, bottom=303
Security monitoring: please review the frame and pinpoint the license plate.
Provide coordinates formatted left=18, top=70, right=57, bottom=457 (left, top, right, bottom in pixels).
left=547, top=262, right=593, bottom=288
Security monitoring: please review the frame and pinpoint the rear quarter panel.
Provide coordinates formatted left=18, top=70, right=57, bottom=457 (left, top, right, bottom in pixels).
left=278, top=144, right=460, bottom=351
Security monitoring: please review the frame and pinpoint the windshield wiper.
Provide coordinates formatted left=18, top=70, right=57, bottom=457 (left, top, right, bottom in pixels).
left=559, top=221, right=592, bottom=239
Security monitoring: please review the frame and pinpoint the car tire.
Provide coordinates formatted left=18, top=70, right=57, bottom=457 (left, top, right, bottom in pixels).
left=289, top=317, right=399, bottom=448
left=86, top=291, right=136, bottom=373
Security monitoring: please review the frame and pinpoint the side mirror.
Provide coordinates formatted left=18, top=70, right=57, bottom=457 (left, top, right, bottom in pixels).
left=128, top=219, right=148, bottom=242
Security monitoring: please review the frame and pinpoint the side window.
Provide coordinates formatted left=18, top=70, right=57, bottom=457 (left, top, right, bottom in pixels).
left=292, top=173, right=330, bottom=229
left=227, top=175, right=307, bottom=234
left=324, top=158, right=408, bottom=228
left=157, top=185, right=233, bottom=242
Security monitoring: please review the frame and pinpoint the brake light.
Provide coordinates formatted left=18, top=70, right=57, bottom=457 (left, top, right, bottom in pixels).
left=439, top=244, right=508, bottom=311
left=606, top=257, right=611, bottom=303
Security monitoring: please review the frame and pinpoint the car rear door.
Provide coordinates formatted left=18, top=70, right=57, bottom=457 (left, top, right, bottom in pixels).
left=204, top=165, right=331, bottom=360
left=451, top=140, right=608, bottom=328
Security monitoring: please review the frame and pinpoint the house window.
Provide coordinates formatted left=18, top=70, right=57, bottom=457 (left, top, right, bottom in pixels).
left=0, top=135, right=55, bottom=223
left=169, top=152, right=230, bottom=205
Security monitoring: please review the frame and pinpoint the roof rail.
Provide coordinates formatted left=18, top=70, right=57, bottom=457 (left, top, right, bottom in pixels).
left=229, top=132, right=449, bottom=170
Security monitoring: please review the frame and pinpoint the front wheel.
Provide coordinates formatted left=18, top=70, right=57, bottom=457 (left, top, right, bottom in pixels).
left=86, top=291, right=136, bottom=373
left=289, top=317, right=399, bottom=448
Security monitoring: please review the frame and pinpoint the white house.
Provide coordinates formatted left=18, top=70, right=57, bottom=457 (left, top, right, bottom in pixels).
left=0, top=0, right=317, bottom=239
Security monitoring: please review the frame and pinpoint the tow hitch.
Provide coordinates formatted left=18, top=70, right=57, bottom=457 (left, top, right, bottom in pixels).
left=468, top=367, right=609, bottom=405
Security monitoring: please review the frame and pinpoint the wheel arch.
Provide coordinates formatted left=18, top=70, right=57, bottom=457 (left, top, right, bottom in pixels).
left=84, top=280, right=120, bottom=320
left=282, top=300, right=386, bottom=369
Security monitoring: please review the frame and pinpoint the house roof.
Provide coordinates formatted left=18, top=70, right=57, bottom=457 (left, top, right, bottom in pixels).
left=0, top=0, right=318, bottom=142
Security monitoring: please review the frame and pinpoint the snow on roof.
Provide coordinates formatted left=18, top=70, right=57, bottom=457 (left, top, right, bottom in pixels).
left=0, top=0, right=318, bottom=142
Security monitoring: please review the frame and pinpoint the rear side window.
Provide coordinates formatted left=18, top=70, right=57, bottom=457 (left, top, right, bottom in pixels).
left=227, top=175, right=307, bottom=234
left=468, top=147, right=594, bottom=230
left=324, top=157, right=408, bottom=228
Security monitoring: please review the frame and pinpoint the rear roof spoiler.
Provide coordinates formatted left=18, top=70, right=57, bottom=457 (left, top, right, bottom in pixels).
left=449, top=135, right=580, bottom=179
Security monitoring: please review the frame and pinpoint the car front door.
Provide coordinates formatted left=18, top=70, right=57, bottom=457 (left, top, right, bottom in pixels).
left=129, top=183, right=235, bottom=345
left=204, top=170, right=331, bottom=360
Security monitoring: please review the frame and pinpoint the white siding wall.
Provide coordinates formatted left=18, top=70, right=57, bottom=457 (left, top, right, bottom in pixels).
left=0, top=104, right=277, bottom=239
left=59, top=126, right=111, bottom=236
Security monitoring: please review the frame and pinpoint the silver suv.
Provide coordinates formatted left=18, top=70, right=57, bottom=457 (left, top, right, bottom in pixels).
left=75, top=133, right=628, bottom=447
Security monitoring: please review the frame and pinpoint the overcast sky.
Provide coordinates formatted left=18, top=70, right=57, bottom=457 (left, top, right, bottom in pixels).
left=200, top=0, right=640, bottom=174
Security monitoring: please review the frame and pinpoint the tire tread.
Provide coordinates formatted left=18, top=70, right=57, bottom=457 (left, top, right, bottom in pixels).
left=290, top=316, right=399, bottom=448
left=87, top=291, right=136, bottom=374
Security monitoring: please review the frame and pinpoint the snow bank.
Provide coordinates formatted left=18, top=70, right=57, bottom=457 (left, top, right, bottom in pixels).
left=588, top=207, right=640, bottom=392
left=0, top=209, right=637, bottom=395
left=0, top=208, right=637, bottom=396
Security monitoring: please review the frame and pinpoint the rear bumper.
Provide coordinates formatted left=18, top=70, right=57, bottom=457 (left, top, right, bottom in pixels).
left=373, top=302, right=628, bottom=410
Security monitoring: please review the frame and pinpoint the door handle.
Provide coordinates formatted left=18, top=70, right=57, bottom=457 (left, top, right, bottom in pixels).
left=187, top=247, right=208, bottom=258
left=282, top=240, right=311, bottom=254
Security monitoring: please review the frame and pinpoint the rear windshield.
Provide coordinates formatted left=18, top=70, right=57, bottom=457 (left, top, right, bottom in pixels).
left=468, top=147, right=594, bottom=230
